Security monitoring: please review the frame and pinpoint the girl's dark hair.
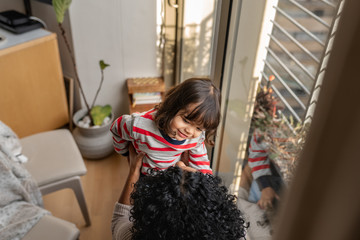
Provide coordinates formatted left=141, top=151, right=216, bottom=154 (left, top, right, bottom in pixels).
left=154, top=78, right=221, bottom=145
left=130, top=167, right=247, bottom=240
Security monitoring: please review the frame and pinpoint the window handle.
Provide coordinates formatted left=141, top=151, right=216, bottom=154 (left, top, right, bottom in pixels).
left=168, top=0, right=178, bottom=8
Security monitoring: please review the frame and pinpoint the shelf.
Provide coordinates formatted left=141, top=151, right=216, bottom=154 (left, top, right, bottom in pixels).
left=0, top=28, right=51, bottom=50
left=126, top=77, right=165, bottom=114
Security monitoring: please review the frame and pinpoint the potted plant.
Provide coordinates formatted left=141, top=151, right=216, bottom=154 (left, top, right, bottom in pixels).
left=53, top=0, right=114, bottom=159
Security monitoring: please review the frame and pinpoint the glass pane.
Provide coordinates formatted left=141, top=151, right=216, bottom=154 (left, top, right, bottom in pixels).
left=237, top=0, right=341, bottom=238
left=158, top=0, right=219, bottom=85
left=180, top=0, right=217, bottom=82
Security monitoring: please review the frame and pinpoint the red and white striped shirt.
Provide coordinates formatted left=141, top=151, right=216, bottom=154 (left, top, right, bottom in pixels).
left=248, top=129, right=271, bottom=179
left=110, top=109, right=212, bottom=175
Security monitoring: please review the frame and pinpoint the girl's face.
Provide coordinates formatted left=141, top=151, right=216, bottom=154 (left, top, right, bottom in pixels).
left=169, top=104, right=204, bottom=141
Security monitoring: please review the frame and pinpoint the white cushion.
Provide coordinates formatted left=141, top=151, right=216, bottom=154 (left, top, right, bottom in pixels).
left=21, top=129, right=87, bottom=186
left=22, top=215, right=79, bottom=240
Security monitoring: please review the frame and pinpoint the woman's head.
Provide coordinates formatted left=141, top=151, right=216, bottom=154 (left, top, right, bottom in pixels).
left=130, top=167, right=247, bottom=240
left=155, top=78, right=221, bottom=145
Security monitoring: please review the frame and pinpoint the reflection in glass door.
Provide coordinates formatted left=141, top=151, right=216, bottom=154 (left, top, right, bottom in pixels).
left=159, top=0, right=230, bottom=163
left=178, top=0, right=217, bottom=83
left=159, top=0, right=223, bottom=86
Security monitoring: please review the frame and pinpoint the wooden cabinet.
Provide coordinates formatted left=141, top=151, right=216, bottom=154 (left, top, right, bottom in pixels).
left=0, top=29, right=68, bottom=138
left=126, top=77, right=165, bottom=114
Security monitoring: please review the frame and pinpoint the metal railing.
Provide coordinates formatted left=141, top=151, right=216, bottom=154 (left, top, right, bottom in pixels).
left=260, top=0, right=342, bottom=124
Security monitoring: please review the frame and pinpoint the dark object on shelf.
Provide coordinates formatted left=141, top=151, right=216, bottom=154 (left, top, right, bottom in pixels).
left=33, top=0, right=52, bottom=5
left=0, top=10, right=29, bottom=25
left=0, top=10, right=42, bottom=34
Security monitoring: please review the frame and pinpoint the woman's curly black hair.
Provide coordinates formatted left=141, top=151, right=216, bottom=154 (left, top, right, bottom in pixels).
left=130, top=167, right=247, bottom=240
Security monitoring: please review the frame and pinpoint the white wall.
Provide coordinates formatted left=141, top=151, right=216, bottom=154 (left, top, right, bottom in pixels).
left=0, top=1, right=24, bottom=12
left=68, top=0, right=159, bottom=118
left=0, top=0, right=159, bottom=118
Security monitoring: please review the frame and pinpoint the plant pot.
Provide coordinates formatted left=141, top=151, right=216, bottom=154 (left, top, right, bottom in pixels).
left=72, top=108, right=114, bottom=159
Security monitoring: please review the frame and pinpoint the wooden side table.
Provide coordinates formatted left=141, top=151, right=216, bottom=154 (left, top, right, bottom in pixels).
left=126, top=77, right=166, bottom=114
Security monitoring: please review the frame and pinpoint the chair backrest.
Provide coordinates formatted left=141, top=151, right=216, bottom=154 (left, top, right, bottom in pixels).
left=0, top=32, right=69, bottom=138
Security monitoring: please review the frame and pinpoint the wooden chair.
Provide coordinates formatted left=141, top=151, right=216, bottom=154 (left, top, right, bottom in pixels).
left=20, top=129, right=91, bottom=226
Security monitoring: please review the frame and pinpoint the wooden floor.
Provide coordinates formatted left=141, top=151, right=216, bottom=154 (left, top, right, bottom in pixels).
left=43, top=152, right=129, bottom=240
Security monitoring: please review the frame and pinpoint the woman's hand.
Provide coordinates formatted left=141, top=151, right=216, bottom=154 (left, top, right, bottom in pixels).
left=176, top=151, right=197, bottom=172
left=176, top=160, right=197, bottom=172
left=128, top=144, right=143, bottom=175
left=257, top=187, right=280, bottom=210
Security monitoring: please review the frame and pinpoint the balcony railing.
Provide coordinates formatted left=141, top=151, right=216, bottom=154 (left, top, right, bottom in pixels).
left=260, top=0, right=343, bottom=124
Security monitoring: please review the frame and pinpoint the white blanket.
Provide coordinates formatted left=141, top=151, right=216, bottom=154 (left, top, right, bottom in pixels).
left=235, top=187, right=273, bottom=240
left=0, top=121, right=49, bottom=240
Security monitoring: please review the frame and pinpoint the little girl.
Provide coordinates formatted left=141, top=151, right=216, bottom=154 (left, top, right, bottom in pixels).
left=110, top=78, right=221, bottom=175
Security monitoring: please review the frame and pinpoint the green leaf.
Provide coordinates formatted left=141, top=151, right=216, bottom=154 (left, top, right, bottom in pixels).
left=90, top=105, right=112, bottom=126
left=99, top=60, right=110, bottom=70
left=53, top=0, right=72, bottom=23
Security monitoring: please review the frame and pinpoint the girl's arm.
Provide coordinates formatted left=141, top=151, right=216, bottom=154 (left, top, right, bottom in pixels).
left=248, top=131, right=271, bottom=183
left=188, top=141, right=213, bottom=174
left=248, top=130, right=279, bottom=209
left=110, top=114, right=136, bottom=156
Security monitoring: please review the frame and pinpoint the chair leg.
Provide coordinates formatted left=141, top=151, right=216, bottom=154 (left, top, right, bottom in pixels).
left=69, top=177, right=92, bottom=226
left=40, top=176, right=91, bottom=226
